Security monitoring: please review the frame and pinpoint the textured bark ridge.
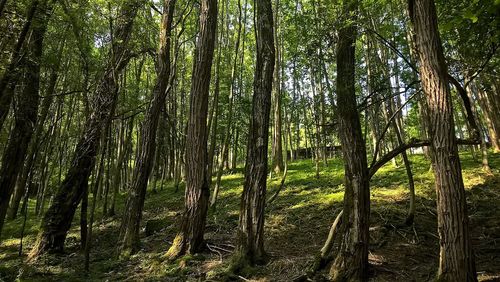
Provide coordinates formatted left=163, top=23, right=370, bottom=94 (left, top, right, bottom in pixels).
left=119, top=0, right=176, bottom=255
left=233, top=0, right=275, bottom=269
left=166, top=0, right=217, bottom=259
left=28, top=0, right=143, bottom=259
left=329, top=0, right=370, bottom=280
left=408, top=0, right=477, bottom=281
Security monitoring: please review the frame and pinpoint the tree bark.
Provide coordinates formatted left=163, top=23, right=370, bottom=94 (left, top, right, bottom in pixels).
left=119, top=0, right=176, bottom=255
left=329, top=0, right=370, bottom=280
left=166, top=0, right=217, bottom=259
left=233, top=0, right=274, bottom=268
left=28, top=0, right=142, bottom=259
left=408, top=0, right=477, bottom=280
left=0, top=0, right=51, bottom=241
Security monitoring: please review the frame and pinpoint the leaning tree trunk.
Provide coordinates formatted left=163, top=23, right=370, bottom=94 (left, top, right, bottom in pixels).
left=119, top=0, right=176, bottom=255
left=0, top=0, right=51, bottom=241
left=408, top=0, right=477, bottom=280
left=232, top=0, right=274, bottom=268
left=329, top=0, right=370, bottom=280
left=28, top=0, right=142, bottom=259
left=166, top=0, right=217, bottom=259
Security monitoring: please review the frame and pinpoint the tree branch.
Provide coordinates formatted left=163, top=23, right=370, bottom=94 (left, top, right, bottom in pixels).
left=369, top=137, right=481, bottom=178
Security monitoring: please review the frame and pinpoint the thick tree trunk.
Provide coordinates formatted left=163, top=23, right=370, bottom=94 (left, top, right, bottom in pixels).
left=28, top=0, right=141, bottom=259
left=233, top=0, right=274, bottom=268
left=0, top=0, right=51, bottom=241
left=329, top=0, right=370, bottom=280
left=119, top=0, right=176, bottom=255
left=408, top=0, right=477, bottom=280
left=166, top=0, right=217, bottom=259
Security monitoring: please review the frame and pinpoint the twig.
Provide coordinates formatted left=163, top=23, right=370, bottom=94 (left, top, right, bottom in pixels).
left=237, top=275, right=250, bottom=281
left=206, top=244, right=223, bottom=262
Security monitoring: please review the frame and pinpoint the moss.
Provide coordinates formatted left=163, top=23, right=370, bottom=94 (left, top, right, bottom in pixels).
left=164, top=234, right=185, bottom=260
left=1, top=151, right=499, bottom=280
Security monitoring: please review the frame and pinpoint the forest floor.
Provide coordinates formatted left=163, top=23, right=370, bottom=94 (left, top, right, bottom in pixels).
left=1, top=151, right=500, bottom=281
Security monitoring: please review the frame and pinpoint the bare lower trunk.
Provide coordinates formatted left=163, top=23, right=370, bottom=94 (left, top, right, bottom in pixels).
left=409, top=0, right=477, bottom=280
left=166, top=0, right=217, bottom=259
left=330, top=1, right=370, bottom=280
left=233, top=0, right=274, bottom=269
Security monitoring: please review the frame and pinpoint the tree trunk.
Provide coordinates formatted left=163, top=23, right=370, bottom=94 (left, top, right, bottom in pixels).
left=28, top=0, right=141, bottom=259
left=329, top=0, right=370, bottom=280
left=211, top=0, right=242, bottom=208
left=233, top=0, right=274, bottom=268
left=271, top=0, right=284, bottom=174
left=0, top=0, right=39, bottom=131
left=166, top=0, right=217, bottom=259
left=408, top=0, right=477, bottom=280
left=0, top=0, right=51, bottom=241
left=119, top=0, right=176, bottom=255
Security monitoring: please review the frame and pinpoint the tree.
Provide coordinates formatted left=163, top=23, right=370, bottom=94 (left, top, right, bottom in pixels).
left=0, top=0, right=52, bottom=241
left=119, top=0, right=176, bottom=255
left=329, top=0, right=370, bottom=280
left=0, top=0, right=39, bottom=130
left=166, top=0, right=218, bottom=259
left=408, top=0, right=477, bottom=280
left=28, top=0, right=143, bottom=259
left=232, top=0, right=274, bottom=268
left=271, top=0, right=284, bottom=175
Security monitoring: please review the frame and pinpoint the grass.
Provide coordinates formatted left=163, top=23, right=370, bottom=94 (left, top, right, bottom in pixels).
left=1, top=150, right=499, bottom=281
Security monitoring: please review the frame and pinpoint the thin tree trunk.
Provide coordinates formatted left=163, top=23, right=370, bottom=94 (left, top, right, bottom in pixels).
left=0, top=0, right=40, bottom=130
left=119, top=0, right=176, bottom=255
left=271, top=0, right=284, bottom=174
left=233, top=0, right=274, bottom=268
left=211, top=0, right=242, bottom=208
left=0, top=0, right=51, bottom=240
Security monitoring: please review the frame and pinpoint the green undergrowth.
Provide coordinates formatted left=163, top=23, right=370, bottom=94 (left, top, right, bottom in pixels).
left=1, top=151, right=499, bottom=281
